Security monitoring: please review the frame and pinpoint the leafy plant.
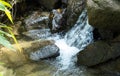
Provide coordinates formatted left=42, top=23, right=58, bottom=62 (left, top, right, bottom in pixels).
left=0, top=0, right=21, bottom=51
left=0, top=0, right=13, bottom=23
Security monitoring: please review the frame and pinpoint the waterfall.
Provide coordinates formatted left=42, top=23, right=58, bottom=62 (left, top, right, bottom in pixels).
left=54, top=10, right=93, bottom=70
left=65, top=10, right=93, bottom=50
left=27, top=9, right=93, bottom=76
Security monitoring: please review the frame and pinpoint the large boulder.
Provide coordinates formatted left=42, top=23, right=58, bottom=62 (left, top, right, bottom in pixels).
left=77, top=35, right=120, bottom=66
left=87, top=0, right=120, bottom=33
left=23, top=40, right=60, bottom=61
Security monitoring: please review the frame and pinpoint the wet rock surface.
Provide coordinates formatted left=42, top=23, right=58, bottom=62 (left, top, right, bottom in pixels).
left=29, top=44, right=59, bottom=61
left=65, top=0, right=86, bottom=30
left=24, top=11, right=49, bottom=30
left=48, top=0, right=86, bottom=33
left=23, top=29, right=52, bottom=39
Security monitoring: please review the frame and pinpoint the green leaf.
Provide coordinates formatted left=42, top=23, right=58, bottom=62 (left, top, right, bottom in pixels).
left=5, top=8, right=13, bottom=24
left=8, top=28, right=22, bottom=52
left=0, top=1, right=13, bottom=24
left=0, top=34, right=14, bottom=50
left=0, top=0, right=12, bottom=8
left=0, top=30, right=12, bottom=37
left=0, top=2, right=5, bottom=11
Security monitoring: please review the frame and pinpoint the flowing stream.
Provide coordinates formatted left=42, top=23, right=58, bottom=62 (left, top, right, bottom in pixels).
left=47, top=10, right=93, bottom=76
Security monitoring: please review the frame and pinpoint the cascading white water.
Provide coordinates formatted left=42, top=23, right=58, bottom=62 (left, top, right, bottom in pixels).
left=27, top=9, right=93, bottom=76
left=54, top=10, right=93, bottom=71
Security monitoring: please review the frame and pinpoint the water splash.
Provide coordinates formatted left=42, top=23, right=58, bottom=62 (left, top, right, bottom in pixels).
left=55, top=39, right=79, bottom=69
left=54, top=10, right=93, bottom=72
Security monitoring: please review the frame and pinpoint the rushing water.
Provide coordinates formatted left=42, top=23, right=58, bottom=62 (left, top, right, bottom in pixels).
left=26, top=9, right=93, bottom=76
left=50, top=10, right=93, bottom=76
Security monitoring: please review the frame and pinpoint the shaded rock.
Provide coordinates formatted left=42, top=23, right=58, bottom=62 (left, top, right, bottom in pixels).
left=98, top=29, right=113, bottom=40
left=29, top=44, right=59, bottom=61
left=77, top=35, right=120, bottom=66
left=81, top=68, right=120, bottom=76
left=38, top=0, right=68, bottom=10
left=38, top=0, right=56, bottom=10
left=48, top=8, right=67, bottom=33
left=92, top=56, right=120, bottom=74
left=24, top=11, right=49, bottom=30
left=23, top=29, right=52, bottom=39
left=65, top=0, right=86, bottom=30
left=87, top=0, right=120, bottom=33
left=48, top=0, right=86, bottom=33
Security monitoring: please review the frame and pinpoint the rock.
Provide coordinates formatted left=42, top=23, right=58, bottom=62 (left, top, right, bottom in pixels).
left=12, top=21, right=22, bottom=35
left=0, top=39, right=55, bottom=67
left=65, top=0, right=86, bottom=30
left=24, top=11, right=49, bottom=30
left=98, top=29, right=113, bottom=40
left=23, top=29, right=52, bottom=39
left=87, top=0, right=120, bottom=33
left=29, top=44, right=59, bottom=61
left=77, top=36, right=120, bottom=66
left=48, top=0, right=86, bottom=33
left=48, top=8, right=67, bottom=33
left=38, top=0, right=68, bottom=10
left=38, top=0, right=56, bottom=10
left=93, top=56, right=120, bottom=73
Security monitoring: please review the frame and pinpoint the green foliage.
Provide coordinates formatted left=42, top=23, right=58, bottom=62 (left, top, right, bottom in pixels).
left=0, top=0, right=13, bottom=23
left=0, top=0, right=21, bottom=51
left=0, top=24, right=14, bottom=50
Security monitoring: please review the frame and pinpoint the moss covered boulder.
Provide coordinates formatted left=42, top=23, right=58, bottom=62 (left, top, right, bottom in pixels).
left=87, top=0, right=120, bottom=33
